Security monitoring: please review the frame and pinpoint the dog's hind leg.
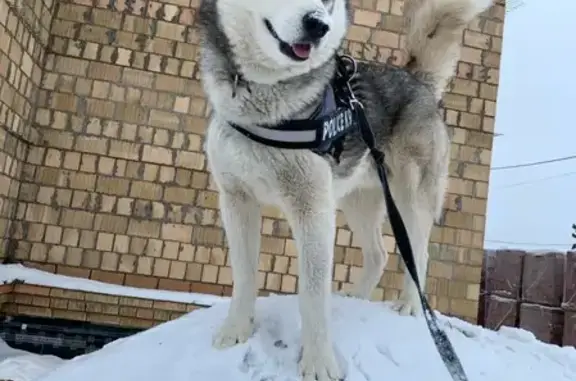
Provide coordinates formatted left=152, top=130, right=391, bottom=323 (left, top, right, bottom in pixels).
left=387, top=154, right=448, bottom=317
left=212, top=189, right=262, bottom=348
left=339, top=187, right=388, bottom=300
left=282, top=180, right=343, bottom=381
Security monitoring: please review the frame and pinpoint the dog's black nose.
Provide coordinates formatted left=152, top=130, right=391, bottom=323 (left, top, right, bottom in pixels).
left=302, top=13, right=330, bottom=40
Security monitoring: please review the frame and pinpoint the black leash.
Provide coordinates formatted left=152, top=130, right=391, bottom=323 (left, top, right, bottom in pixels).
left=353, top=101, right=469, bottom=381
left=339, top=56, right=469, bottom=381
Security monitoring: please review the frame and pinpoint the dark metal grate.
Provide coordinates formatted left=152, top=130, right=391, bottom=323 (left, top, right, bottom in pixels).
left=1, top=315, right=143, bottom=359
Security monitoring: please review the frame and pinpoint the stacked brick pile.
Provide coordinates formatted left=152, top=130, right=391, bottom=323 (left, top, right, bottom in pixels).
left=565, top=252, right=576, bottom=346
left=480, top=250, right=576, bottom=346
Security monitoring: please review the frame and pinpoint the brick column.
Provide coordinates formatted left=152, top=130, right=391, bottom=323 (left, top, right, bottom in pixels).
left=0, top=0, right=56, bottom=258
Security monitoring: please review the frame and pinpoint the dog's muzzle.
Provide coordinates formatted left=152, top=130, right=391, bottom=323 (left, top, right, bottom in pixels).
left=264, top=13, right=330, bottom=61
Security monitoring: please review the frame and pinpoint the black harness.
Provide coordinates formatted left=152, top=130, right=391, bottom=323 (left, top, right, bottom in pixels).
left=230, top=59, right=357, bottom=162
left=229, top=55, right=470, bottom=381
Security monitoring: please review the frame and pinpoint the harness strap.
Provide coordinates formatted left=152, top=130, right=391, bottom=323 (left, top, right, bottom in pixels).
left=230, top=122, right=321, bottom=150
left=229, top=80, right=355, bottom=158
left=229, top=104, right=353, bottom=152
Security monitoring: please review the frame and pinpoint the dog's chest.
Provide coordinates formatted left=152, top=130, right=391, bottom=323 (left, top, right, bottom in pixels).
left=205, top=119, right=306, bottom=204
left=205, top=118, right=375, bottom=204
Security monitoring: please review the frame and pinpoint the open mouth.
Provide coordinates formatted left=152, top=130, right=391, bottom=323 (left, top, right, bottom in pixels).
left=264, top=19, right=312, bottom=61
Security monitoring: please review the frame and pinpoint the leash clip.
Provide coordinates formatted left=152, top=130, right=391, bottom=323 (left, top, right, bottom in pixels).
left=231, top=74, right=240, bottom=98
left=338, top=54, right=358, bottom=81
left=336, top=55, right=363, bottom=109
left=231, top=74, right=252, bottom=98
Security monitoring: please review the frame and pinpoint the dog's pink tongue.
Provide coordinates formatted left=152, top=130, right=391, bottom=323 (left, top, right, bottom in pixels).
left=291, top=43, right=311, bottom=58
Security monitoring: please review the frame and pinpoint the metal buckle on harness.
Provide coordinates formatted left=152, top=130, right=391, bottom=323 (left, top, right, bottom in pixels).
left=336, top=55, right=363, bottom=111
left=338, top=54, right=358, bottom=80
left=231, top=74, right=240, bottom=98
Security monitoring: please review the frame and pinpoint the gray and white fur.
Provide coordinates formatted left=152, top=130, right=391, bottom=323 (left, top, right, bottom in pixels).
left=197, top=0, right=493, bottom=380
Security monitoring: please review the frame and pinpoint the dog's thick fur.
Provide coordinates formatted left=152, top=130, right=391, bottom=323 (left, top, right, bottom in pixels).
left=197, top=0, right=492, bottom=379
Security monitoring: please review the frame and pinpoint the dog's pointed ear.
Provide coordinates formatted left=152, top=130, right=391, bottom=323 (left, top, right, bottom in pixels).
left=322, top=0, right=336, bottom=14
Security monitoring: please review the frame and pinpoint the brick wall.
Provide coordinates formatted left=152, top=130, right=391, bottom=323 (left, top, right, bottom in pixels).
left=480, top=250, right=576, bottom=346
left=0, top=0, right=54, bottom=258
left=2, top=0, right=505, bottom=323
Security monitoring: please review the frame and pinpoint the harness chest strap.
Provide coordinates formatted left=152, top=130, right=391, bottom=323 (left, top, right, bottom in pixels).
left=229, top=84, right=355, bottom=157
left=227, top=55, right=470, bottom=381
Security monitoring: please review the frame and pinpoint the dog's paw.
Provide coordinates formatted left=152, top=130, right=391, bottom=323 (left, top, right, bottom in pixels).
left=335, top=290, right=353, bottom=298
left=392, top=291, right=423, bottom=317
left=300, top=344, right=344, bottom=381
left=212, top=317, right=255, bottom=349
left=336, top=289, right=369, bottom=300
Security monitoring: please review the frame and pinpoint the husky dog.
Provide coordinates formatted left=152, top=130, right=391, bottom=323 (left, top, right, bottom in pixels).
left=197, top=0, right=492, bottom=379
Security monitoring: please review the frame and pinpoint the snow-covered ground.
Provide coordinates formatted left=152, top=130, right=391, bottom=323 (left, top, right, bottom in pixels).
left=1, top=294, right=575, bottom=381
left=0, top=339, right=64, bottom=381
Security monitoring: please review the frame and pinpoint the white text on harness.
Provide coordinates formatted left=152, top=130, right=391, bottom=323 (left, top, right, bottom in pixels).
left=321, top=108, right=354, bottom=142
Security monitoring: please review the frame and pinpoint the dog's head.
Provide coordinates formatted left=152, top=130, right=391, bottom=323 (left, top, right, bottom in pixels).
left=214, top=0, right=349, bottom=82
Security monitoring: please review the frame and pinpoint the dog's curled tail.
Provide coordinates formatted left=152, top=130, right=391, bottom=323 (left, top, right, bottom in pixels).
left=404, top=0, right=493, bottom=99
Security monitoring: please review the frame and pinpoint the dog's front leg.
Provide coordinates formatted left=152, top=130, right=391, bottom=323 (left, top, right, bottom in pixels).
left=212, top=189, right=262, bottom=348
left=283, top=188, right=342, bottom=381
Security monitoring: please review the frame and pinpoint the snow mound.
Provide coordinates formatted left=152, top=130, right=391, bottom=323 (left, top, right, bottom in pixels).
left=0, top=352, right=64, bottom=381
left=12, top=295, right=576, bottom=381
